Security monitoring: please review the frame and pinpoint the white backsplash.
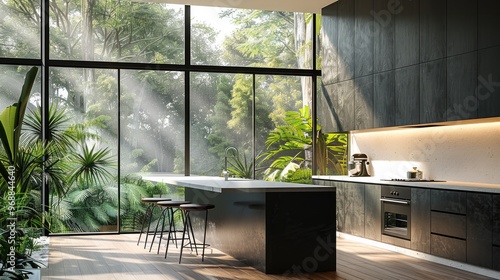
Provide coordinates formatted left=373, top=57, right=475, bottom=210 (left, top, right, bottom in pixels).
left=350, top=121, right=500, bottom=185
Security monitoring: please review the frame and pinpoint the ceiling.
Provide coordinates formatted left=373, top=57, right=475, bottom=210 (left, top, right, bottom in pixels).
left=134, top=0, right=337, bottom=13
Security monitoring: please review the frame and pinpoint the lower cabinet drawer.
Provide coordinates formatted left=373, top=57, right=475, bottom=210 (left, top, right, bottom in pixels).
left=494, top=246, right=500, bottom=271
left=431, top=234, right=466, bottom=263
left=431, top=211, right=466, bottom=239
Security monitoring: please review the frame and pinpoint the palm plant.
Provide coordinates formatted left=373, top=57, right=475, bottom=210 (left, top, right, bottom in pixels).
left=227, top=151, right=254, bottom=179
left=0, top=67, right=38, bottom=190
left=258, top=105, right=347, bottom=182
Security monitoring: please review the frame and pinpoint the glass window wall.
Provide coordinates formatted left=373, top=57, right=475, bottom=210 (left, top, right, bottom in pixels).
left=0, top=1, right=41, bottom=59
left=0, top=2, right=320, bottom=234
left=49, top=0, right=185, bottom=64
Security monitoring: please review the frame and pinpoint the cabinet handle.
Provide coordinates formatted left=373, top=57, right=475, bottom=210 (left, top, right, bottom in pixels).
left=380, top=198, right=410, bottom=205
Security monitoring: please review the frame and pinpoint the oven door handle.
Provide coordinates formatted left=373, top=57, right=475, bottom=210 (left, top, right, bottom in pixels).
left=380, top=198, right=410, bottom=205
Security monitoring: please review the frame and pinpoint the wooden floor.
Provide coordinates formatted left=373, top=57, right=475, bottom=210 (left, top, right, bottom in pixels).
left=41, top=234, right=496, bottom=280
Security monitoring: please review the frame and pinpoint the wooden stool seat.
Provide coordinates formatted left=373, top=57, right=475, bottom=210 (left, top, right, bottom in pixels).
left=179, top=203, right=215, bottom=211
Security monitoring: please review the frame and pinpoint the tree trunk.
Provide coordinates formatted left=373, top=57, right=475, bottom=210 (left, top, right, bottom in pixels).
left=294, top=13, right=314, bottom=167
left=80, top=0, right=96, bottom=113
left=294, top=13, right=313, bottom=110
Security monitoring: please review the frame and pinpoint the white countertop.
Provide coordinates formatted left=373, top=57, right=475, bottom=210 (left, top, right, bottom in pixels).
left=313, top=175, right=500, bottom=194
left=142, top=174, right=336, bottom=193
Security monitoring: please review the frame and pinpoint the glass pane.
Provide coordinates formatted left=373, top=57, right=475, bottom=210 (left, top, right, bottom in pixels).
left=48, top=67, right=119, bottom=233
left=49, top=0, right=184, bottom=63
left=0, top=65, right=42, bottom=232
left=190, top=72, right=253, bottom=177
left=316, top=77, right=348, bottom=176
left=191, top=6, right=313, bottom=69
left=0, top=1, right=41, bottom=58
left=255, top=75, right=307, bottom=181
left=120, top=69, right=185, bottom=232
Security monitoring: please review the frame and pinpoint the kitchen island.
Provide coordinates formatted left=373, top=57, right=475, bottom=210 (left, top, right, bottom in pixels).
left=143, top=175, right=336, bottom=274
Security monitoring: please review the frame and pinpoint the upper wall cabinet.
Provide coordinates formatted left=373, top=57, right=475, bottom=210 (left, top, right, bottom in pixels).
left=320, top=0, right=500, bottom=132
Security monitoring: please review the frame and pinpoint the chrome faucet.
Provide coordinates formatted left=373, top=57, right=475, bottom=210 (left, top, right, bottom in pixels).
left=224, top=146, right=238, bottom=180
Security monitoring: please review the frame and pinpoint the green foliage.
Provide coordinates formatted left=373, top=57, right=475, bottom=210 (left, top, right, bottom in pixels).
left=259, top=106, right=347, bottom=182
left=0, top=67, right=38, bottom=183
left=69, top=144, right=115, bottom=186
left=227, top=152, right=254, bottom=179
left=0, top=226, right=42, bottom=279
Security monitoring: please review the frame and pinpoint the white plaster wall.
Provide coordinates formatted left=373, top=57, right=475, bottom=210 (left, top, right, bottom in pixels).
left=349, top=121, right=500, bottom=184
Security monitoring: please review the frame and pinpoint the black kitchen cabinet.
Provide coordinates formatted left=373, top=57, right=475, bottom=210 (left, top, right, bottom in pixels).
left=420, top=59, right=447, bottom=123
left=365, top=185, right=381, bottom=241
left=337, top=0, right=355, bottom=82
left=493, top=195, right=500, bottom=270
left=430, top=189, right=466, bottom=214
left=447, top=0, right=477, bottom=56
left=430, top=193, right=467, bottom=263
left=494, top=195, right=500, bottom=246
left=431, top=211, right=466, bottom=239
left=420, top=0, right=446, bottom=63
left=494, top=246, right=500, bottom=271
left=336, top=182, right=365, bottom=237
left=446, top=52, right=478, bottom=121
left=411, top=188, right=430, bottom=253
left=431, top=234, right=467, bottom=263
left=313, top=179, right=500, bottom=272
left=467, top=192, right=493, bottom=268
left=478, top=0, right=500, bottom=49
left=374, top=71, right=395, bottom=127
left=373, top=0, right=394, bottom=73
left=395, top=65, right=420, bottom=126
left=478, top=46, right=500, bottom=119
left=354, top=75, right=374, bottom=130
left=336, top=80, right=356, bottom=132
left=395, top=0, right=419, bottom=68
left=320, top=2, right=338, bottom=85
left=320, top=0, right=500, bottom=132
left=354, top=0, right=374, bottom=77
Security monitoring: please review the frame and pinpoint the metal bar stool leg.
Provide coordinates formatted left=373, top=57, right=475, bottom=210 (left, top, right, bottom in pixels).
left=178, top=203, right=214, bottom=263
left=178, top=210, right=190, bottom=263
left=201, top=209, right=209, bottom=261
left=149, top=207, right=167, bottom=252
left=137, top=203, right=154, bottom=246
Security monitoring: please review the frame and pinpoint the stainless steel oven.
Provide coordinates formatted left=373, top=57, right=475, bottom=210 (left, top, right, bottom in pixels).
left=381, top=186, right=411, bottom=240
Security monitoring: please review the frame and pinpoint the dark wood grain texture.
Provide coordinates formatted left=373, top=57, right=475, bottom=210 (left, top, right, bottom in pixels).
left=447, top=52, right=478, bottom=121
left=374, top=70, right=395, bottom=127
left=354, top=75, right=374, bottom=130
left=321, top=3, right=339, bottom=85
left=354, top=0, right=374, bottom=77
left=447, top=0, right=477, bottom=56
left=420, top=59, right=446, bottom=123
left=478, top=0, right=500, bottom=49
left=373, top=0, right=395, bottom=73
left=478, top=46, right=500, bottom=118
left=337, top=0, right=355, bottom=82
left=411, top=188, right=431, bottom=253
left=395, top=0, right=419, bottom=68
left=420, top=0, right=446, bottom=62
left=364, top=184, right=381, bottom=241
left=467, top=192, right=493, bottom=268
left=395, top=65, right=420, bottom=125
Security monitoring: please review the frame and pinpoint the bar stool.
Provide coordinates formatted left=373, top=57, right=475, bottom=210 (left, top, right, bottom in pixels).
left=178, top=203, right=215, bottom=263
left=137, top=197, right=171, bottom=248
left=150, top=200, right=191, bottom=254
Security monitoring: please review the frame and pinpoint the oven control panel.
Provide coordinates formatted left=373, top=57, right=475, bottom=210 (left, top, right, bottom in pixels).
left=381, top=186, right=411, bottom=200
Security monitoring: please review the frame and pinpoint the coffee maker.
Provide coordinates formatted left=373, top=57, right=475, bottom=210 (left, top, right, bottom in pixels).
left=348, top=153, right=370, bottom=177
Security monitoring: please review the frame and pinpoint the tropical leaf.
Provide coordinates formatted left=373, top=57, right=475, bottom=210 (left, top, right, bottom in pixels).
left=70, top=144, right=115, bottom=185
